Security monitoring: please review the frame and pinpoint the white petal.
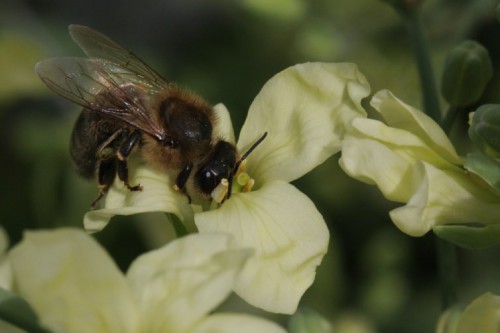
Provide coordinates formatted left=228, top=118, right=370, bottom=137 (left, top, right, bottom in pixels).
left=371, top=90, right=462, bottom=165
left=126, top=233, right=252, bottom=333
left=390, top=162, right=500, bottom=236
left=195, top=180, right=329, bottom=314
left=9, top=228, right=139, bottom=333
left=238, top=62, right=370, bottom=185
left=339, top=118, right=461, bottom=203
left=213, top=103, right=236, bottom=143
left=191, top=313, right=287, bottom=333
left=84, top=161, right=194, bottom=233
left=457, top=293, right=500, bottom=333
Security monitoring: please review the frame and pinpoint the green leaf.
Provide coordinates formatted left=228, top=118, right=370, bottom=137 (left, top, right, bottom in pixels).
left=463, top=152, right=500, bottom=195
left=434, top=223, right=500, bottom=249
left=0, top=288, right=51, bottom=333
left=165, top=212, right=188, bottom=238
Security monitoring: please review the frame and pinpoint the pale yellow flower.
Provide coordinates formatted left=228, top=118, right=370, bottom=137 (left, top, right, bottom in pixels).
left=8, top=228, right=286, bottom=333
left=437, top=293, right=500, bottom=333
left=83, top=62, right=371, bottom=313
left=340, top=90, right=500, bottom=246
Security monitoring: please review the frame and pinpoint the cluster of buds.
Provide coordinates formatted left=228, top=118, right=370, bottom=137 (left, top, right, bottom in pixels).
left=439, top=40, right=500, bottom=206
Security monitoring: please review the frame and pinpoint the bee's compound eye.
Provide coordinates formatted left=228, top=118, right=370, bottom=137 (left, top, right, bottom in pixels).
left=196, top=167, right=222, bottom=196
left=200, top=170, right=217, bottom=192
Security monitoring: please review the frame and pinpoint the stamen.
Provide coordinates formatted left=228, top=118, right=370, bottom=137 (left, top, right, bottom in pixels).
left=211, top=179, right=229, bottom=203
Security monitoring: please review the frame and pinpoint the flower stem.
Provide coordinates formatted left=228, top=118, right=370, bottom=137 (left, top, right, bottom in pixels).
left=440, top=106, right=461, bottom=134
left=436, top=107, right=460, bottom=310
left=391, top=1, right=458, bottom=310
left=435, top=237, right=458, bottom=309
left=165, top=213, right=188, bottom=238
left=398, top=5, right=442, bottom=123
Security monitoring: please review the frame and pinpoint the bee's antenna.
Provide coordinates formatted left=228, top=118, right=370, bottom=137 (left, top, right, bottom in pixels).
left=225, top=132, right=267, bottom=201
left=233, top=132, right=268, bottom=174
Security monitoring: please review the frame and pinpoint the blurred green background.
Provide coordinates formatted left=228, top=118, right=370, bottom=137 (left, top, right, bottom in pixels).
left=1, top=0, right=500, bottom=332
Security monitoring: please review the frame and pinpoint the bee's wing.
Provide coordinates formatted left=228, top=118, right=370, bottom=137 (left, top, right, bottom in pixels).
left=68, top=24, right=167, bottom=89
left=35, top=57, right=168, bottom=141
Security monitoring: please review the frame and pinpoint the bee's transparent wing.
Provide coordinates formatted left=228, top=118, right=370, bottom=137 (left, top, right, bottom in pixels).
left=69, top=24, right=167, bottom=90
left=35, top=57, right=168, bottom=141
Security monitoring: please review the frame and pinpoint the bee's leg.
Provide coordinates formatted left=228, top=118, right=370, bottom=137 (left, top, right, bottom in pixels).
left=116, top=130, right=143, bottom=192
left=173, top=164, right=193, bottom=203
left=91, top=158, right=117, bottom=209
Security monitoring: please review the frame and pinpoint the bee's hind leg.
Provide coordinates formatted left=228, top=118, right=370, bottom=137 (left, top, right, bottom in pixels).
left=91, top=158, right=117, bottom=209
left=116, top=130, right=143, bottom=192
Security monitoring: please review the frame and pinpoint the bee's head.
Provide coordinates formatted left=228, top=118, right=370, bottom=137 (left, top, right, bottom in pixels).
left=194, top=132, right=267, bottom=202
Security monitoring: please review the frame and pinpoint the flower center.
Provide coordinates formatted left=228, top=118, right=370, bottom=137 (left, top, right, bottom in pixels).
left=210, top=160, right=255, bottom=203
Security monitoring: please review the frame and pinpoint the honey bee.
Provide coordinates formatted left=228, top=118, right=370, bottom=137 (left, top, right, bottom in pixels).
left=36, top=25, right=266, bottom=208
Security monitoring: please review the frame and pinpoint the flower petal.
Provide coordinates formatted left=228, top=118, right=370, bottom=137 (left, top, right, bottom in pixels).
left=213, top=103, right=236, bottom=144
left=191, top=313, right=286, bottom=333
left=390, top=162, right=500, bottom=237
left=339, top=118, right=457, bottom=203
left=0, top=228, right=12, bottom=291
left=238, top=62, right=370, bottom=185
left=9, top=228, right=139, bottom=333
left=371, top=90, right=462, bottom=165
left=195, top=180, right=329, bottom=314
left=456, top=293, right=500, bottom=333
left=126, top=233, right=252, bottom=333
left=84, top=159, right=194, bottom=233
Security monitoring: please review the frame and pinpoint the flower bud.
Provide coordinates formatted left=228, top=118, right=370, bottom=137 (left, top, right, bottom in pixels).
left=441, top=40, right=493, bottom=107
left=468, top=104, right=500, bottom=158
left=288, top=308, right=332, bottom=333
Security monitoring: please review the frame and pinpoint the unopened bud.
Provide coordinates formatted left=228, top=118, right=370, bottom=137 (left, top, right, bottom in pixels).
left=468, top=104, right=500, bottom=158
left=288, top=308, right=332, bottom=333
left=441, top=40, right=492, bottom=107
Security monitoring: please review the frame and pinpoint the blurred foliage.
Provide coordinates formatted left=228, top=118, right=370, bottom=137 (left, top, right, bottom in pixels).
left=1, top=0, right=500, bottom=332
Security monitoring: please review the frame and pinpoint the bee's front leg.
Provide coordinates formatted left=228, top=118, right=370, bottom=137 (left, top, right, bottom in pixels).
left=173, top=163, right=193, bottom=203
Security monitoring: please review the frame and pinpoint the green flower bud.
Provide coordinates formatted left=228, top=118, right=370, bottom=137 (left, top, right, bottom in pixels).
left=468, top=104, right=500, bottom=158
left=441, top=40, right=493, bottom=107
left=288, top=308, right=332, bottom=333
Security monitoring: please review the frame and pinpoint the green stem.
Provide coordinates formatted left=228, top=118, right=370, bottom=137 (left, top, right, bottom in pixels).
left=392, top=1, right=457, bottom=310
left=435, top=107, right=461, bottom=311
left=440, top=106, right=461, bottom=133
left=435, top=237, right=458, bottom=309
left=399, top=6, right=442, bottom=123
left=165, top=213, right=188, bottom=238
